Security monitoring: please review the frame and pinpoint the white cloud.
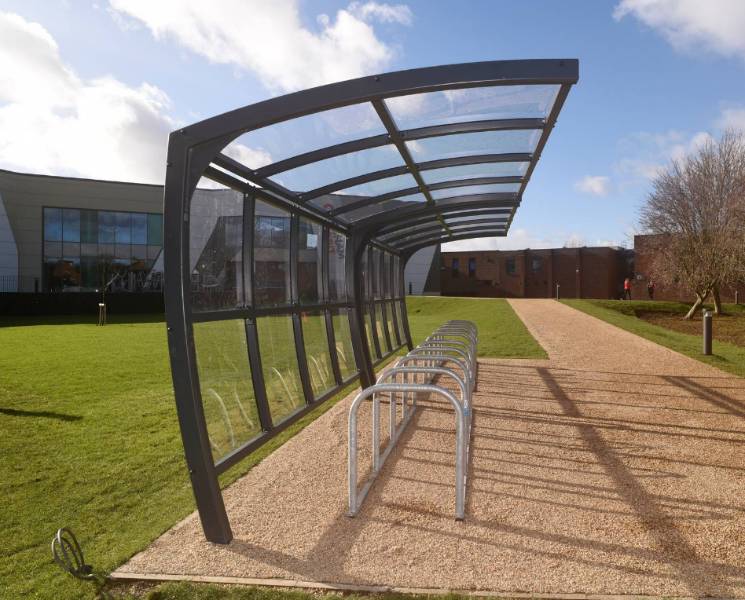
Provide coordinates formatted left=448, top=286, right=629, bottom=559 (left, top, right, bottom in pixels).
left=349, top=1, right=413, bottom=25
left=0, top=11, right=174, bottom=183
left=613, top=0, right=745, bottom=61
left=109, top=0, right=411, bottom=94
left=614, top=129, right=713, bottom=182
left=717, top=105, right=745, bottom=132
left=574, top=175, right=610, bottom=196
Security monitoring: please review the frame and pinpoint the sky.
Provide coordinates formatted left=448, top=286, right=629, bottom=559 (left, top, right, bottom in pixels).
left=1, top=0, right=744, bottom=251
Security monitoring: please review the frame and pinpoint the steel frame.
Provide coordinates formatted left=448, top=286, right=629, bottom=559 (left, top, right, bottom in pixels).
left=163, top=59, right=577, bottom=544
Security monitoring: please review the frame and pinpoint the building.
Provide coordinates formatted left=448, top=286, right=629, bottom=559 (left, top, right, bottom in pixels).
left=0, top=169, right=435, bottom=303
left=441, top=246, right=634, bottom=299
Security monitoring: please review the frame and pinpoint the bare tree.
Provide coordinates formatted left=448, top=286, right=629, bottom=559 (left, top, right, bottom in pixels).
left=640, top=130, right=745, bottom=319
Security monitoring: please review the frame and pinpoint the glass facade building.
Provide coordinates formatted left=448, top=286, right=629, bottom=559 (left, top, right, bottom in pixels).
left=43, top=207, right=163, bottom=292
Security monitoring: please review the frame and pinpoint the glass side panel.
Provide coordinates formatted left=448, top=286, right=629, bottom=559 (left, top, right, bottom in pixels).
left=301, top=311, right=334, bottom=398
left=395, top=300, right=406, bottom=344
left=254, top=199, right=291, bottom=307
left=407, top=129, right=541, bottom=162
left=338, top=193, right=426, bottom=223
left=430, top=183, right=521, bottom=200
left=383, top=253, right=392, bottom=298
left=271, top=145, right=405, bottom=193
left=131, top=213, right=147, bottom=244
left=258, top=315, right=304, bottom=423
left=421, top=161, right=529, bottom=184
left=385, top=84, right=560, bottom=130
left=375, top=303, right=390, bottom=353
left=190, top=188, right=244, bottom=311
left=193, top=320, right=261, bottom=463
left=372, top=248, right=382, bottom=300
left=43, top=208, right=62, bottom=241
left=332, top=309, right=357, bottom=380
left=328, top=229, right=347, bottom=301
left=115, top=212, right=131, bottom=244
left=365, top=309, right=378, bottom=359
left=360, top=247, right=369, bottom=301
left=386, top=301, right=398, bottom=346
left=62, top=209, right=80, bottom=242
left=225, top=102, right=385, bottom=169
left=392, top=255, right=401, bottom=297
left=298, top=217, right=322, bottom=304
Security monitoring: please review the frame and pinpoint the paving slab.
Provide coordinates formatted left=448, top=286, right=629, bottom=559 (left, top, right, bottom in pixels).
left=115, top=299, right=745, bottom=597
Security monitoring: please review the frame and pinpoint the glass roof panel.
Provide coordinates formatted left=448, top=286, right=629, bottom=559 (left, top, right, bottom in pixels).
left=271, top=145, right=405, bottom=192
left=407, top=129, right=540, bottom=162
left=421, top=161, right=528, bottom=184
left=446, top=213, right=508, bottom=224
left=337, top=173, right=417, bottom=198
left=225, top=102, right=385, bottom=169
left=338, top=193, right=426, bottom=223
left=385, top=84, right=559, bottom=130
left=430, top=183, right=521, bottom=200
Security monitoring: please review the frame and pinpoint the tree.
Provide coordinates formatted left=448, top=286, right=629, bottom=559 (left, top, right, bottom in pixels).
left=639, top=130, right=745, bottom=319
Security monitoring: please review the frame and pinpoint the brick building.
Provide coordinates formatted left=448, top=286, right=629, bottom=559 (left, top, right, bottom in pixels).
left=631, top=234, right=745, bottom=302
left=441, top=246, right=634, bottom=299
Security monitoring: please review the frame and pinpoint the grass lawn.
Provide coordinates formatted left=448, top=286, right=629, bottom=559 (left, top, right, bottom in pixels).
left=562, top=299, right=745, bottom=378
left=0, top=297, right=543, bottom=600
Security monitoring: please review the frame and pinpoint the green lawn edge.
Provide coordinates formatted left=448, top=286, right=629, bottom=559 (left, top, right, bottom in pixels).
left=561, top=299, right=745, bottom=378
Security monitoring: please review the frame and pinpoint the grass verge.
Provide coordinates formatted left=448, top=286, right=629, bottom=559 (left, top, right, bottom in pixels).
left=561, top=299, right=745, bottom=378
left=1, top=297, right=543, bottom=600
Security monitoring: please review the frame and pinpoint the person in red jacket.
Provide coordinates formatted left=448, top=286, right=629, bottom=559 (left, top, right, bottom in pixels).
left=624, top=277, right=632, bottom=300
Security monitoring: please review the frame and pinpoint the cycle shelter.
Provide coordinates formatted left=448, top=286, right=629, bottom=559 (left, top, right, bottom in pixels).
left=162, top=59, right=578, bottom=543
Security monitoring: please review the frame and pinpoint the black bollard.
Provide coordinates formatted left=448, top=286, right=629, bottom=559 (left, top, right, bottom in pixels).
left=703, top=310, right=713, bottom=355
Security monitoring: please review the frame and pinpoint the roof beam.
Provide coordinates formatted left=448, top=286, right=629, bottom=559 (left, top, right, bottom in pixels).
left=399, top=228, right=507, bottom=252
left=383, top=217, right=508, bottom=244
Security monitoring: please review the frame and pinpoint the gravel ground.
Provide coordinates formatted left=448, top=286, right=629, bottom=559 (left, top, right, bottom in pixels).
left=115, top=299, right=745, bottom=597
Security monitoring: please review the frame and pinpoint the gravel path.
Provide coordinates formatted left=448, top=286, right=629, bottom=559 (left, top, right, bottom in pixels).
left=115, top=299, right=745, bottom=597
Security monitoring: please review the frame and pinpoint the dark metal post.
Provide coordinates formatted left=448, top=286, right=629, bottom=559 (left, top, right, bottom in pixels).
left=347, top=235, right=375, bottom=387
left=703, top=310, right=713, bottom=355
left=408, top=281, right=412, bottom=295
left=736, top=290, right=740, bottom=305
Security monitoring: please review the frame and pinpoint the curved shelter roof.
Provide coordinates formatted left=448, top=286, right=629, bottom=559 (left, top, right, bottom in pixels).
left=162, top=60, right=578, bottom=544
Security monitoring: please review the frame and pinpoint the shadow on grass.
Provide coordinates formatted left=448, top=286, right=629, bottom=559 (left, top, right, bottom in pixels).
left=0, top=407, right=83, bottom=421
left=0, top=313, right=165, bottom=327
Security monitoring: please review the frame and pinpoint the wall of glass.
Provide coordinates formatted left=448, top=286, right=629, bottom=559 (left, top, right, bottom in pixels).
left=43, top=207, right=163, bottom=292
left=188, top=189, right=407, bottom=468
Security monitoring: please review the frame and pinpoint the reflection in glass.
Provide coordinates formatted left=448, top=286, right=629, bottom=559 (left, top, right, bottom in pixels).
left=99, top=211, right=116, bottom=243
left=383, top=253, right=392, bottom=298
left=421, top=161, right=529, bottom=184
left=365, top=309, right=378, bottom=359
left=62, top=209, right=80, bottom=242
left=407, top=130, right=540, bottom=162
left=395, top=300, right=406, bottom=344
left=298, top=218, right=322, bottom=304
left=115, top=212, right=131, bottom=244
left=44, top=208, right=62, bottom=241
left=339, top=193, right=425, bottom=223
left=336, top=173, right=417, bottom=199
left=430, top=182, right=521, bottom=200
left=190, top=188, right=244, bottom=311
left=385, top=84, right=559, bottom=129
left=81, top=210, right=97, bottom=243
left=392, top=255, right=400, bottom=297
left=328, top=229, right=347, bottom=301
left=301, top=312, right=334, bottom=398
left=258, top=316, right=304, bottom=423
left=386, top=301, right=398, bottom=346
left=194, top=320, right=261, bottom=462
left=254, top=200, right=291, bottom=306
left=148, top=214, right=163, bottom=245
left=372, top=248, right=382, bottom=300
left=332, top=309, right=357, bottom=380
left=132, top=213, right=147, bottom=244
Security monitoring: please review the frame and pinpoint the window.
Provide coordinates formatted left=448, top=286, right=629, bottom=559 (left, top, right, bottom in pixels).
left=468, top=257, right=476, bottom=277
left=506, top=257, right=517, bottom=275
left=531, top=256, right=543, bottom=272
left=43, top=207, right=163, bottom=293
left=254, top=201, right=291, bottom=306
left=452, top=257, right=460, bottom=277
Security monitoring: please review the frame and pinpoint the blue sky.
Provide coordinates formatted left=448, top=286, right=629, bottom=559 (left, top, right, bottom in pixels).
left=1, top=0, right=744, bottom=250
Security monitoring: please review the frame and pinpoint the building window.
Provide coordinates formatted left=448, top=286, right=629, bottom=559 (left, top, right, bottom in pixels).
left=506, top=257, right=517, bottom=275
left=531, top=256, right=543, bottom=272
left=43, top=207, right=163, bottom=293
left=468, top=257, right=476, bottom=277
left=451, top=257, right=460, bottom=277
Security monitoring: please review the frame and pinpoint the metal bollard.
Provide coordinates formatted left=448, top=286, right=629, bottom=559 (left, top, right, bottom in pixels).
left=736, top=290, right=739, bottom=305
left=555, top=283, right=560, bottom=300
left=703, top=310, right=713, bottom=355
